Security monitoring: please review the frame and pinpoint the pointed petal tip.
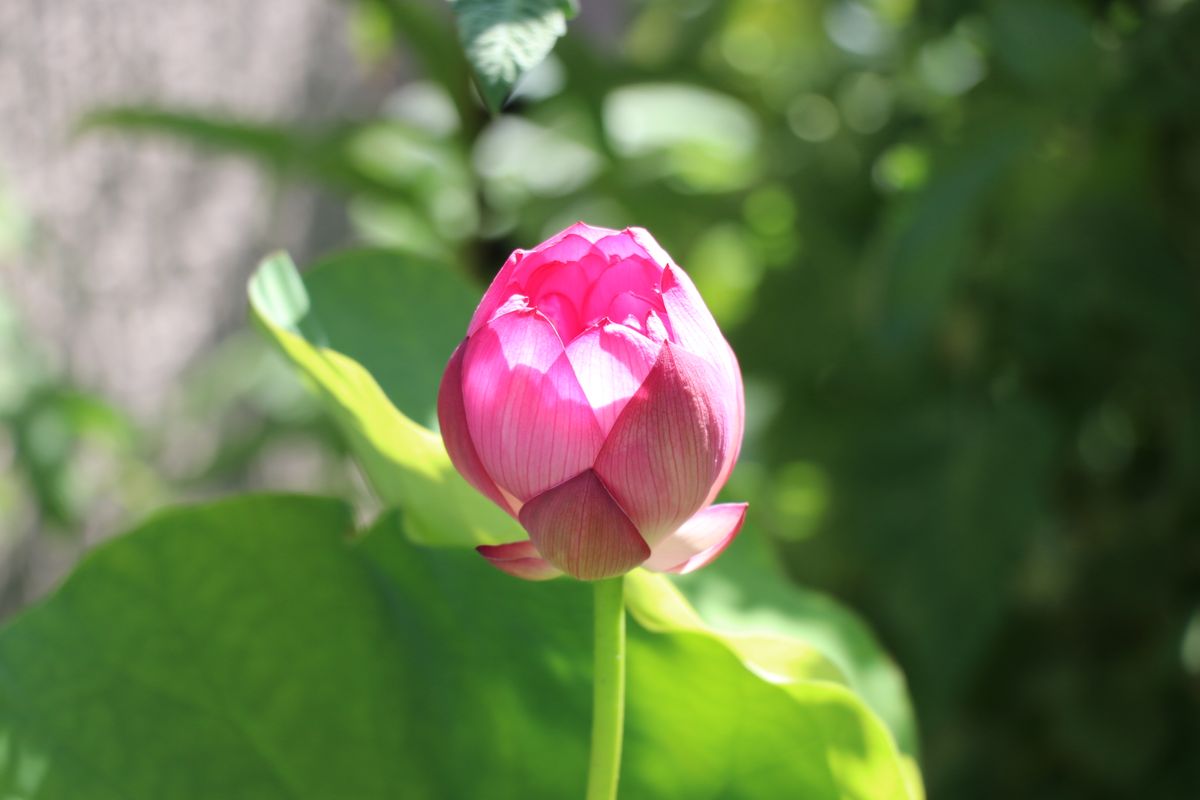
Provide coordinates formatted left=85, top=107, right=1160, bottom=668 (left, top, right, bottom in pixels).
left=477, top=540, right=564, bottom=581
left=645, top=502, right=748, bottom=574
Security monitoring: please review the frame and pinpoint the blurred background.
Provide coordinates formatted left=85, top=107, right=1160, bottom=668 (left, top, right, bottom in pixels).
left=2, top=0, right=1199, bottom=797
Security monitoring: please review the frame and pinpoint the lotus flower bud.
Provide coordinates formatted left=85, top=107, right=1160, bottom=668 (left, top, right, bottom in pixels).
left=438, top=223, right=747, bottom=581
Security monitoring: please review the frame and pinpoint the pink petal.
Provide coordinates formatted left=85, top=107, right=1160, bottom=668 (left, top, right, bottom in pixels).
left=513, top=234, right=604, bottom=298
left=461, top=309, right=604, bottom=501
left=477, top=540, right=564, bottom=581
left=605, top=292, right=659, bottom=333
left=581, top=258, right=663, bottom=324
left=627, top=226, right=678, bottom=268
left=643, top=503, right=747, bottom=573
left=519, top=469, right=650, bottom=580
left=539, top=222, right=619, bottom=248
left=594, top=343, right=729, bottom=548
left=437, top=340, right=517, bottom=515
left=468, top=224, right=617, bottom=336
left=661, top=263, right=745, bottom=505
left=661, top=263, right=733, bottom=367
left=533, top=291, right=584, bottom=343
left=593, top=229, right=647, bottom=260
left=468, top=250, right=526, bottom=335
left=566, top=322, right=662, bottom=436
left=706, top=358, right=745, bottom=505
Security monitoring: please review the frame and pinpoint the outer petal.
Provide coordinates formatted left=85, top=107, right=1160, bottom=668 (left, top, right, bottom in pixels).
left=461, top=309, right=605, bottom=501
left=477, top=540, right=564, bottom=581
left=518, top=469, right=651, bottom=580
left=437, top=340, right=517, bottom=515
left=643, top=502, right=748, bottom=573
left=565, top=322, right=662, bottom=436
left=594, top=343, right=728, bottom=547
left=706, top=349, right=745, bottom=506
left=662, top=263, right=745, bottom=505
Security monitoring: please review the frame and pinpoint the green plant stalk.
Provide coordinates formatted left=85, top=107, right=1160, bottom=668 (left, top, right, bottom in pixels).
left=586, top=576, right=626, bottom=800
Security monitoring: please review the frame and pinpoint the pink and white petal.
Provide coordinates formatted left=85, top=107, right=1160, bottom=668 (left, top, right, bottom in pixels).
left=477, top=540, right=564, bottom=581
left=461, top=309, right=604, bottom=501
left=594, top=343, right=729, bottom=548
left=469, top=250, right=528, bottom=335
left=643, top=502, right=747, bottom=573
left=437, top=340, right=517, bottom=516
left=566, top=322, right=662, bottom=436
left=519, top=470, right=650, bottom=580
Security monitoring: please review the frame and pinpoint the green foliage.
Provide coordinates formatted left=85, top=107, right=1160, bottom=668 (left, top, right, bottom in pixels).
left=0, top=494, right=917, bottom=799
left=249, top=251, right=522, bottom=546
left=7, top=0, right=1198, bottom=797
left=451, top=0, right=577, bottom=112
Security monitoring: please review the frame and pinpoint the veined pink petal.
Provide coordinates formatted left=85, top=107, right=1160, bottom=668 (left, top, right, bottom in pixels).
left=477, top=540, right=564, bottom=581
left=643, top=503, right=747, bottom=573
left=461, top=309, right=604, bottom=501
left=662, top=263, right=744, bottom=505
left=519, top=470, right=650, bottom=580
left=594, top=343, right=729, bottom=547
left=437, top=340, right=516, bottom=515
left=705, top=351, right=745, bottom=506
left=566, top=322, right=662, bottom=436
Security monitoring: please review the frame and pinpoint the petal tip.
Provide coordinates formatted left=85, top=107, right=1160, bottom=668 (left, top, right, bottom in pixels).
left=477, top=541, right=564, bottom=581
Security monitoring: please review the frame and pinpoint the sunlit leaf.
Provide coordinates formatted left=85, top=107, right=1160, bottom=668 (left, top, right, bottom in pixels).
left=0, top=494, right=920, bottom=799
left=248, top=251, right=522, bottom=546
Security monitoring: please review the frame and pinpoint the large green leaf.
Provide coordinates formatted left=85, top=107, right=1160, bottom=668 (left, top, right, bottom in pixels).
left=248, top=251, right=521, bottom=547
left=451, top=0, right=577, bottom=112
left=674, top=524, right=920, bottom=758
left=0, top=495, right=919, bottom=799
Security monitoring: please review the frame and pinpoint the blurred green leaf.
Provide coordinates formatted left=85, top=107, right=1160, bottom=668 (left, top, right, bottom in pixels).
left=0, top=494, right=920, bottom=799
left=79, top=109, right=436, bottom=211
left=451, top=0, right=575, bottom=112
left=249, top=251, right=520, bottom=546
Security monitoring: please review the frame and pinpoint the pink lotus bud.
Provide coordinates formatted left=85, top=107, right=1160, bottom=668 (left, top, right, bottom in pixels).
left=438, top=223, right=747, bottom=581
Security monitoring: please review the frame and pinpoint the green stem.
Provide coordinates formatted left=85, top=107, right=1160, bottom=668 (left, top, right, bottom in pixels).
left=586, top=576, right=626, bottom=800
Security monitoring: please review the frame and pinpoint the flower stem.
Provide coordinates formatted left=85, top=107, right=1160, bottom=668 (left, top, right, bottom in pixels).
left=586, top=576, right=626, bottom=800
